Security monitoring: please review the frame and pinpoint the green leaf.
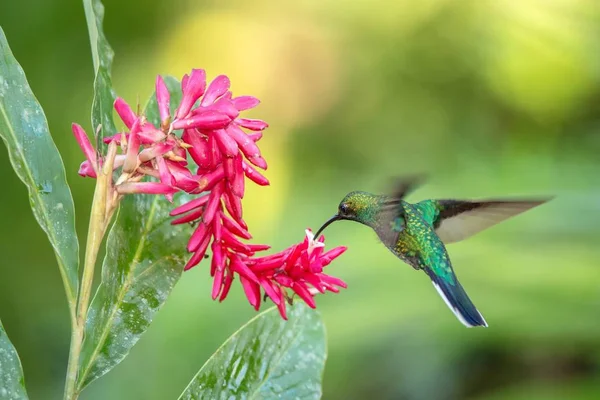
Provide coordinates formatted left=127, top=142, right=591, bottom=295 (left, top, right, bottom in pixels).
left=0, top=319, right=29, bottom=399
left=83, top=0, right=116, bottom=144
left=179, top=304, right=327, bottom=400
left=0, top=27, right=79, bottom=319
left=76, top=78, right=187, bottom=390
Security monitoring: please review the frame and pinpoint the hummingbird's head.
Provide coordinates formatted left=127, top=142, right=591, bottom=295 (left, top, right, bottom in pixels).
left=337, top=191, right=378, bottom=220
left=314, top=191, right=380, bottom=238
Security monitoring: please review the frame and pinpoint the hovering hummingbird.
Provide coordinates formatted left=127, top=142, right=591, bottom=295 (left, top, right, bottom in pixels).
left=314, top=177, right=551, bottom=327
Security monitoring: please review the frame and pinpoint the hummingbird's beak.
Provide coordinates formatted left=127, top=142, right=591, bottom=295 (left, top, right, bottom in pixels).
left=314, top=215, right=342, bottom=239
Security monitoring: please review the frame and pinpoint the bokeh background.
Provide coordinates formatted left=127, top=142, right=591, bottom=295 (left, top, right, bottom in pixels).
left=1, top=0, right=600, bottom=399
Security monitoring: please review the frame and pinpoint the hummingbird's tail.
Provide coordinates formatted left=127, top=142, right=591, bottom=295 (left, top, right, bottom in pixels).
left=425, top=269, right=488, bottom=328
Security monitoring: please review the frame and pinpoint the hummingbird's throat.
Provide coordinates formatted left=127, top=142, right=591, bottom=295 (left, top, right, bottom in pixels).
left=314, top=215, right=341, bottom=239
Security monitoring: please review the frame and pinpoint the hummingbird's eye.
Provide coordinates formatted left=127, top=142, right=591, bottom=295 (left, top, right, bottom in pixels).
left=339, top=203, right=349, bottom=215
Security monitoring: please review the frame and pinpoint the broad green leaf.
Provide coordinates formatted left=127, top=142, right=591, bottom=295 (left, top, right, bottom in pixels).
left=83, top=0, right=116, bottom=144
left=0, top=319, right=29, bottom=399
left=77, top=78, right=187, bottom=389
left=179, top=304, right=327, bottom=400
left=0, top=27, right=79, bottom=318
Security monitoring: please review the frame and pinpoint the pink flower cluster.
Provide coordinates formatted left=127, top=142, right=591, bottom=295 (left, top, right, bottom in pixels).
left=72, top=69, right=346, bottom=318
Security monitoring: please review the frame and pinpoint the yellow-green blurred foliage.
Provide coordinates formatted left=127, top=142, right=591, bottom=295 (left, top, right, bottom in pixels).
left=1, top=0, right=599, bottom=399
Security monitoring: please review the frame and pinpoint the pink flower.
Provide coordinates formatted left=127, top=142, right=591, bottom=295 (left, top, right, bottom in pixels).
left=72, top=123, right=98, bottom=176
left=73, top=68, right=346, bottom=319
left=155, top=75, right=171, bottom=129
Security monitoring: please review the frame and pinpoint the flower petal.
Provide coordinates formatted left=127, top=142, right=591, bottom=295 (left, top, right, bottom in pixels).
left=212, top=265, right=225, bottom=300
left=223, top=189, right=243, bottom=222
left=114, top=97, right=137, bottom=129
left=321, top=246, right=348, bottom=266
left=171, top=111, right=232, bottom=131
left=248, top=155, right=268, bottom=170
left=78, top=160, right=97, bottom=178
left=221, top=228, right=252, bottom=254
left=251, top=256, right=286, bottom=272
left=201, top=75, right=230, bottom=106
left=184, top=236, right=211, bottom=271
left=240, top=275, right=260, bottom=309
left=247, top=244, right=271, bottom=252
left=242, top=161, right=269, bottom=186
left=221, top=212, right=252, bottom=239
left=116, top=182, right=178, bottom=195
left=229, top=255, right=259, bottom=283
left=176, top=68, right=206, bottom=119
left=202, top=183, right=223, bottom=225
left=259, top=277, right=282, bottom=306
left=302, top=273, right=325, bottom=294
left=236, top=118, right=268, bottom=131
left=123, top=120, right=141, bottom=173
left=223, top=156, right=235, bottom=181
left=170, top=194, right=210, bottom=216
left=231, top=96, right=260, bottom=111
left=219, top=267, right=234, bottom=302
left=156, top=75, right=171, bottom=125
left=317, top=273, right=348, bottom=289
left=170, top=206, right=204, bottom=225
left=292, top=282, right=316, bottom=308
left=155, top=156, right=174, bottom=189
left=229, top=154, right=245, bottom=197
left=188, top=222, right=211, bottom=253
left=213, top=129, right=239, bottom=158
left=226, top=124, right=261, bottom=159
left=199, top=97, right=239, bottom=119
left=139, top=126, right=167, bottom=144
left=138, top=142, right=174, bottom=163
left=249, top=132, right=263, bottom=142
left=72, top=124, right=97, bottom=171
left=197, top=165, right=225, bottom=193
left=183, top=129, right=211, bottom=169
left=207, top=134, right=221, bottom=169
left=181, top=73, right=189, bottom=92
left=277, top=299, right=288, bottom=319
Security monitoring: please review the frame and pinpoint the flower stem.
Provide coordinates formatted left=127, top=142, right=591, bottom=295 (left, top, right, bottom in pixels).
left=64, top=144, right=117, bottom=400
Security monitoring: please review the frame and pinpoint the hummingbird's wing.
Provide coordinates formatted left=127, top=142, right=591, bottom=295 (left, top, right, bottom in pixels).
left=384, top=175, right=426, bottom=204
left=427, top=199, right=550, bottom=244
left=373, top=176, right=424, bottom=247
left=374, top=175, right=426, bottom=242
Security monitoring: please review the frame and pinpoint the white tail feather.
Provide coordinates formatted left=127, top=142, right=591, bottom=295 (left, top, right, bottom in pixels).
left=431, top=281, right=488, bottom=328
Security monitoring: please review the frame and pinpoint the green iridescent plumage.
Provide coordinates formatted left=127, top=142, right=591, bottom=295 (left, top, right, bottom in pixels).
left=315, top=179, right=551, bottom=328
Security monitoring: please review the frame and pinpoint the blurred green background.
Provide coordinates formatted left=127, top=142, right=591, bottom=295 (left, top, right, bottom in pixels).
left=1, top=0, right=600, bottom=399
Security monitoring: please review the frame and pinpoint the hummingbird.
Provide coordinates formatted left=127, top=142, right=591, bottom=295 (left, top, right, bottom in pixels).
left=314, top=177, right=551, bottom=327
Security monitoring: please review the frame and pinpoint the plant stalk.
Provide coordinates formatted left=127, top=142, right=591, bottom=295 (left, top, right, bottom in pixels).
left=64, top=144, right=117, bottom=400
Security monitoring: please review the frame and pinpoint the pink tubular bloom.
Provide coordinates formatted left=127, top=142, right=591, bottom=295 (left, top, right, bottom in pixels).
left=72, top=68, right=347, bottom=319
left=231, top=96, right=260, bottom=111
left=201, top=75, right=230, bottom=106
left=219, top=229, right=347, bottom=318
left=78, top=160, right=97, bottom=178
left=72, top=124, right=97, bottom=174
left=116, top=182, right=179, bottom=195
left=176, top=69, right=206, bottom=119
left=170, top=111, right=232, bottom=131
left=156, top=76, right=171, bottom=128
left=114, top=98, right=137, bottom=129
